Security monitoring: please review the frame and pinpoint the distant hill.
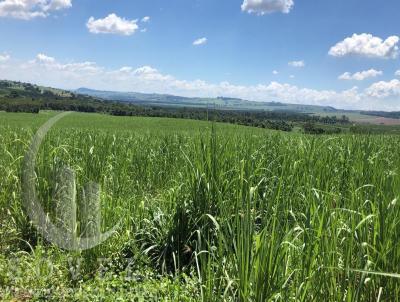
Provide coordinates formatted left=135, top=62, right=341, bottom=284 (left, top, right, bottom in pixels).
left=0, top=80, right=109, bottom=113
left=75, top=87, right=342, bottom=114
left=0, top=80, right=74, bottom=99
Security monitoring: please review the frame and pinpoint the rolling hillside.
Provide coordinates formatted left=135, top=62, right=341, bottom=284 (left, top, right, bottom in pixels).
left=76, top=87, right=341, bottom=113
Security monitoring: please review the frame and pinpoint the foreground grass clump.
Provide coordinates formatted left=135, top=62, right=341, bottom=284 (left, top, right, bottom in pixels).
left=1, top=112, right=400, bottom=301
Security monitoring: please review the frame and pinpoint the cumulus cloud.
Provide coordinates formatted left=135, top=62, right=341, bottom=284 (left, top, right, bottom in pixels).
left=45, top=0, right=71, bottom=11
left=0, top=53, right=10, bottom=62
left=365, top=79, right=400, bottom=99
left=272, top=70, right=278, bottom=75
left=132, top=66, right=173, bottom=81
left=0, top=0, right=71, bottom=20
left=141, top=16, right=150, bottom=22
left=288, top=60, right=305, bottom=68
left=241, top=0, right=294, bottom=15
left=23, top=53, right=102, bottom=76
left=3, top=53, right=400, bottom=110
left=119, top=66, right=133, bottom=73
left=329, top=33, right=399, bottom=59
left=87, top=14, right=139, bottom=36
left=338, top=69, right=382, bottom=81
left=395, top=70, right=400, bottom=77
left=35, top=53, right=55, bottom=63
left=193, top=37, right=207, bottom=46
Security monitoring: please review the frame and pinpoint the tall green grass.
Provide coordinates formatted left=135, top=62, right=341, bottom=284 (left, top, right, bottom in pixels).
left=1, top=112, right=400, bottom=301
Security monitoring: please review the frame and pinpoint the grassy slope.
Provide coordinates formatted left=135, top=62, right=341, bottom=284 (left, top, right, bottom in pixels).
left=0, top=80, right=72, bottom=97
left=0, top=111, right=269, bottom=135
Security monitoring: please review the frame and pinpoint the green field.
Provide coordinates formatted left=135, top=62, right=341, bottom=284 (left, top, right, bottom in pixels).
left=0, top=111, right=267, bottom=134
left=1, top=112, right=400, bottom=301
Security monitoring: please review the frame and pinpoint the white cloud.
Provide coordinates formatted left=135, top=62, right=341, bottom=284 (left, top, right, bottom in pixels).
left=329, top=33, right=399, bottom=59
left=289, top=75, right=295, bottom=78
left=288, top=60, right=305, bottom=68
left=87, top=14, right=139, bottom=36
left=272, top=70, right=278, bottom=75
left=241, top=0, right=294, bottom=15
left=141, top=16, right=150, bottom=22
left=0, top=53, right=10, bottom=62
left=59, top=62, right=101, bottom=74
left=365, top=79, right=400, bottom=99
left=395, top=70, right=400, bottom=77
left=4, top=53, right=400, bottom=110
left=193, top=37, right=207, bottom=46
left=132, top=66, right=172, bottom=81
left=338, top=69, right=382, bottom=81
left=119, top=66, right=133, bottom=73
left=24, top=53, right=103, bottom=76
left=35, top=53, right=55, bottom=63
left=132, top=65, right=158, bottom=75
left=0, top=0, right=71, bottom=20
left=44, top=0, right=71, bottom=11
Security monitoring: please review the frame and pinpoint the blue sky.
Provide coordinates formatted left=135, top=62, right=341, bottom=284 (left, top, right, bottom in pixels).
left=1, top=0, right=400, bottom=110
